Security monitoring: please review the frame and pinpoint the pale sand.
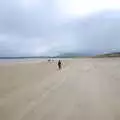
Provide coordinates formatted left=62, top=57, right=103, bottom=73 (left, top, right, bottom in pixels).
left=0, top=58, right=120, bottom=120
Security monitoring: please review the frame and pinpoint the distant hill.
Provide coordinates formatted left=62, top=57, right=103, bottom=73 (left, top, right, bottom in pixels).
left=95, top=52, right=120, bottom=58
left=1, top=52, right=120, bottom=59
left=54, top=52, right=93, bottom=58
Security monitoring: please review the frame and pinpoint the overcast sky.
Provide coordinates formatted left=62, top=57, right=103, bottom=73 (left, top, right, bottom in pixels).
left=0, top=0, right=120, bottom=56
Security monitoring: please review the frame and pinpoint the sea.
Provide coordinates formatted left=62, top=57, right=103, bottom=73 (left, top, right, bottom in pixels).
left=0, top=57, right=72, bottom=63
left=0, top=58, right=46, bottom=63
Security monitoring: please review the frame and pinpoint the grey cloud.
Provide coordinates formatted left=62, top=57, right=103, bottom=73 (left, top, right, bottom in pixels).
left=0, top=0, right=50, bottom=38
left=0, top=0, right=60, bottom=56
left=0, top=0, right=120, bottom=56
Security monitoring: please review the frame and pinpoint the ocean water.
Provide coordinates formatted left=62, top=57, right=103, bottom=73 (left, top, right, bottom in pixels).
left=0, top=58, right=46, bottom=63
left=0, top=58, right=72, bottom=63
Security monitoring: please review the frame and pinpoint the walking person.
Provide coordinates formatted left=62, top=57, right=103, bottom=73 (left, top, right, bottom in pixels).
left=58, top=60, right=62, bottom=70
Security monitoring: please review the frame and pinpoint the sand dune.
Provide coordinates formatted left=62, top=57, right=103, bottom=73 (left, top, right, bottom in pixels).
left=0, top=58, right=120, bottom=120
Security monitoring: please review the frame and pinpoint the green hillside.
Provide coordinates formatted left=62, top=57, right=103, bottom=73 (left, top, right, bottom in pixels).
left=95, top=52, right=120, bottom=58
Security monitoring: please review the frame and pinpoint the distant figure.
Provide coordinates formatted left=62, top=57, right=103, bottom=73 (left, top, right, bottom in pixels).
left=58, top=60, right=62, bottom=70
left=48, top=59, right=51, bottom=62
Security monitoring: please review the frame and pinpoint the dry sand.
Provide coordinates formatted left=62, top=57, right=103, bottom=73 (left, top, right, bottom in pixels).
left=0, top=58, right=120, bottom=120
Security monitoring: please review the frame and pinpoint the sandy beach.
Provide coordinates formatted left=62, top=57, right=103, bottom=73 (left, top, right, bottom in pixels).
left=0, top=58, right=120, bottom=120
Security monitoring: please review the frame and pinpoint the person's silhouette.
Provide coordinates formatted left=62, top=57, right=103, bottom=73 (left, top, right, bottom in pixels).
left=58, top=60, right=62, bottom=70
